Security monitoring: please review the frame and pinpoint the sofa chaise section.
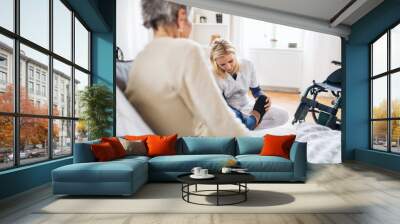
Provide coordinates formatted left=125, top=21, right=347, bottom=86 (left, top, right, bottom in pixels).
left=52, top=142, right=149, bottom=196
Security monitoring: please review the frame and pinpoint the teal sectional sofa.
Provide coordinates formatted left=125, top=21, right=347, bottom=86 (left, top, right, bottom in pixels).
left=52, top=137, right=307, bottom=196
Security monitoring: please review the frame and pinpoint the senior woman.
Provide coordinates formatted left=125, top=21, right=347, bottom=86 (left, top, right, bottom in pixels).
left=125, top=0, right=249, bottom=136
left=210, top=39, right=289, bottom=130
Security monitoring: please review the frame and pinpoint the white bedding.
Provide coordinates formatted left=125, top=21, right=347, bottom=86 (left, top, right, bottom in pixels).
left=116, top=87, right=154, bottom=136
left=252, top=122, right=341, bottom=164
left=294, top=123, right=341, bottom=164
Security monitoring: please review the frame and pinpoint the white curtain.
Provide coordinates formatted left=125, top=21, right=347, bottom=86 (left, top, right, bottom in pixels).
left=117, top=0, right=152, bottom=60
left=301, top=31, right=341, bottom=93
left=230, top=16, right=248, bottom=58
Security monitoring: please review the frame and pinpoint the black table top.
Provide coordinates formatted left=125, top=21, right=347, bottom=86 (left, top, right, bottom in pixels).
left=177, top=172, right=255, bottom=185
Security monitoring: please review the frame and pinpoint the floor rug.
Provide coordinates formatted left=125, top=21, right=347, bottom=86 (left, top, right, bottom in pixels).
left=37, top=183, right=362, bottom=214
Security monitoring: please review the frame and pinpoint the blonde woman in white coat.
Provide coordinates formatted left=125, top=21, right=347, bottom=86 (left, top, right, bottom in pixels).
left=210, top=39, right=289, bottom=130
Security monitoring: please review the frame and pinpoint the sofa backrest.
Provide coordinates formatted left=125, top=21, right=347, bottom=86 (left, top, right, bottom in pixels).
left=177, top=137, right=236, bottom=155
left=236, top=137, right=263, bottom=155
left=74, top=136, right=304, bottom=160
left=73, top=140, right=100, bottom=163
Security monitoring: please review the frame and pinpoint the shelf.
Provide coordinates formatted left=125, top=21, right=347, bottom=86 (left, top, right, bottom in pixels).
left=249, top=47, right=303, bottom=52
left=192, top=23, right=228, bottom=26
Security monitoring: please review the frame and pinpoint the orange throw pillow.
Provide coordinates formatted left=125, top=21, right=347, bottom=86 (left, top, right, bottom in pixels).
left=146, top=134, right=178, bottom=157
left=124, top=135, right=153, bottom=141
left=259, top=134, right=296, bottom=159
left=91, top=142, right=117, bottom=161
left=101, top=137, right=127, bottom=158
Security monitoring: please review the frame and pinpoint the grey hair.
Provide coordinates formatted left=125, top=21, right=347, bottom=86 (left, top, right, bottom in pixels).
left=141, top=0, right=188, bottom=30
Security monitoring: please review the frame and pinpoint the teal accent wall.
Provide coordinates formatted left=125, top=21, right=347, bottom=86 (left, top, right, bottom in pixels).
left=343, top=44, right=369, bottom=160
left=92, top=32, right=114, bottom=91
left=340, top=37, right=347, bottom=161
left=355, top=149, right=400, bottom=172
left=92, top=32, right=115, bottom=135
left=0, top=0, right=116, bottom=200
left=344, top=0, right=400, bottom=171
left=91, top=0, right=116, bottom=135
left=65, top=0, right=110, bottom=32
left=0, top=158, right=72, bottom=199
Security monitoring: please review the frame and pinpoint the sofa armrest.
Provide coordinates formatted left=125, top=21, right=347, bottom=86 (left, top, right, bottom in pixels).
left=73, top=140, right=100, bottom=163
left=289, top=141, right=307, bottom=181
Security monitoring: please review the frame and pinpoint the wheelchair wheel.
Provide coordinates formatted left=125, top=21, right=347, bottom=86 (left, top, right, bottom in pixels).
left=311, top=89, right=321, bottom=124
left=310, top=90, right=341, bottom=129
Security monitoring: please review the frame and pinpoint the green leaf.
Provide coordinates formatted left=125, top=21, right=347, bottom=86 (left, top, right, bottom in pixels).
left=79, top=84, right=113, bottom=140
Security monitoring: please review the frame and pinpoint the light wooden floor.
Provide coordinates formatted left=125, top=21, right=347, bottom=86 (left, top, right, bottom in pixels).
left=1, top=162, right=400, bottom=224
left=266, top=90, right=340, bottom=123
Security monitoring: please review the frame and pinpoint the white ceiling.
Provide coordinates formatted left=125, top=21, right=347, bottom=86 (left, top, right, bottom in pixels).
left=225, top=0, right=353, bottom=22
left=170, top=0, right=384, bottom=38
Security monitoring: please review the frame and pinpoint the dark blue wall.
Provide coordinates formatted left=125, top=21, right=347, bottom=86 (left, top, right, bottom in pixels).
left=66, top=0, right=110, bottom=32
left=355, top=149, right=400, bottom=172
left=91, top=0, right=116, bottom=135
left=0, top=158, right=72, bottom=199
left=0, top=0, right=116, bottom=200
left=344, top=0, right=400, bottom=171
left=343, top=44, right=370, bottom=160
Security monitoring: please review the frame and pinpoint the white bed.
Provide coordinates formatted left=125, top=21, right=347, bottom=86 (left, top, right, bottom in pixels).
left=116, top=86, right=154, bottom=136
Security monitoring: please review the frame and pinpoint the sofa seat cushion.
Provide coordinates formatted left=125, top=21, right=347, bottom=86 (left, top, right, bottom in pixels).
left=149, top=155, right=235, bottom=172
left=53, top=159, right=147, bottom=183
left=236, top=155, right=293, bottom=172
left=117, top=155, right=150, bottom=163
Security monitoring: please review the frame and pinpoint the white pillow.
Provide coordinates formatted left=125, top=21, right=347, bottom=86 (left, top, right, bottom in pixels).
left=116, top=87, right=154, bottom=136
left=116, top=61, right=132, bottom=91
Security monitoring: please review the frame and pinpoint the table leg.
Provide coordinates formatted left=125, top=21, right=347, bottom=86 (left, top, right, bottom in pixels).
left=195, top=184, right=198, bottom=192
left=217, top=184, right=219, bottom=206
left=187, top=184, right=190, bottom=202
left=181, top=184, right=183, bottom=199
left=245, top=183, right=247, bottom=201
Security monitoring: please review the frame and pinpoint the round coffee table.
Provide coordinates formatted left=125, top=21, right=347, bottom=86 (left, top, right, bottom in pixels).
left=177, top=173, right=255, bottom=206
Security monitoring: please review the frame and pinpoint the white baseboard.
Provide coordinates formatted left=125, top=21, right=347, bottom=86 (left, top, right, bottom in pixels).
left=261, top=85, right=300, bottom=94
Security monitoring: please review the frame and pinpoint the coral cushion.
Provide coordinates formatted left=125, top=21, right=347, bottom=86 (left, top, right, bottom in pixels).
left=101, top=137, right=127, bottom=158
left=146, top=134, right=178, bottom=157
left=124, top=135, right=154, bottom=141
left=91, top=142, right=118, bottom=161
left=259, top=134, right=296, bottom=159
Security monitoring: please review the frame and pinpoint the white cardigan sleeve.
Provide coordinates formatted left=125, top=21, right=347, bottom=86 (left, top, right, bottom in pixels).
left=182, top=45, right=249, bottom=136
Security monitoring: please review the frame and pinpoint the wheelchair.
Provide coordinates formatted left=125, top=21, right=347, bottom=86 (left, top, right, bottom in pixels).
left=292, top=61, right=342, bottom=130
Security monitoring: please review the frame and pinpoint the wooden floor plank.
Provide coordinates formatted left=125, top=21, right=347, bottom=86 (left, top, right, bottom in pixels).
left=1, top=162, right=400, bottom=224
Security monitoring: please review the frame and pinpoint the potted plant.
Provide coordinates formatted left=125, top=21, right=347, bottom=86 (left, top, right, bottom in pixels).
left=79, top=84, right=113, bottom=140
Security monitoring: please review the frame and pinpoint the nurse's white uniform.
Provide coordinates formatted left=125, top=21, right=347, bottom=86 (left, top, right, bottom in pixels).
left=215, top=59, right=289, bottom=130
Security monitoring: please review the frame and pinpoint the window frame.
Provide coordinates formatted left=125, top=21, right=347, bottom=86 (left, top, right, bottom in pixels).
left=370, top=20, right=400, bottom=154
left=0, top=71, right=7, bottom=85
left=0, top=0, right=92, bottom=171
left=0, top=53, right=7, bottom=68
left=0, top=53, right=7, bottom=89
